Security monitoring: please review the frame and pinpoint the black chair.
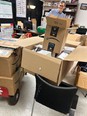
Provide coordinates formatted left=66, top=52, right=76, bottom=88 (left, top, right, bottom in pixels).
left=31, top=74, right=78, bottom=116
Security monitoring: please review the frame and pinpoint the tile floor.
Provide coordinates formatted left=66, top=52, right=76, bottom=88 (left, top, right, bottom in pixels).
left=0, top=72, right=87, bottom=116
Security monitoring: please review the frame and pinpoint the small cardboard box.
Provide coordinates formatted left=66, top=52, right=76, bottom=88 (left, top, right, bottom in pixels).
left=66, top=33, right=87, bottom=46
left=75, top=70, right=87, bottom=90
left=0, top=68, right=24, bottom=95
left=43, top=16, right=71, bottom=54
left=21, top=45, right=87, bottom=85
left=66, top=33, right=82, bottom=42
left=84, top=35, right=87, bottom=46
left=65, top=40, right=81, bottom=47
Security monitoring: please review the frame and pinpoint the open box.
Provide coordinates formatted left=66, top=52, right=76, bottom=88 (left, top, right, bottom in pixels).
left=21, top=45, right=87, bottom=85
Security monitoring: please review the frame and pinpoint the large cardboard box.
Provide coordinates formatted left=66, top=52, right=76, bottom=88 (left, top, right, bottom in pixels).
left=0, top=68, right=24, bottom=95
left=0, top=47, right=22, bottom=77
left=43, top=16, right=71, bottom=54
left=21, top=45, right=87, bottom=85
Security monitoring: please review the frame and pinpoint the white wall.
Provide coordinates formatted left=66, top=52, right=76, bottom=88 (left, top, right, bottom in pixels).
left=75, top=0, right=87, bottom=28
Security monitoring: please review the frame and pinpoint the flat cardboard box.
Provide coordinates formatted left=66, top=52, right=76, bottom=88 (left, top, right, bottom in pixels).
left=43, top=16, right=71, bottom=54
left=0, top=68, right=24, bottom=95
left=21, top=45, right=87, bottom=85
left=66, top=33, right=82, bottom=42
left=0, top=47, right=22, bottom=77
left=66, top=33, right=87, bottom=46
left=65, top=40, right=81, bottom=47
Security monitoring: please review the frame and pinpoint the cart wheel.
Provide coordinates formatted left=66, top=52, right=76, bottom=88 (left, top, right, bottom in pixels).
left=8, top=89, right=20, bottom=105
left=25, top=72, right=27, bottom=75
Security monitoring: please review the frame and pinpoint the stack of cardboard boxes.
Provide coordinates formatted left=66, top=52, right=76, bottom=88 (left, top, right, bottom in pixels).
left=0, top=36, right=44, bottom=97
left=0, top=42, right=24, bottom=96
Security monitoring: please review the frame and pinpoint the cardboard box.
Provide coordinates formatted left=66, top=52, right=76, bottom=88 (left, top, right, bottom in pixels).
left=75, top=70, right=87, bottom=90
left=66, top=33, right=87, bottom=46
left=21, top=46, right=73, bottom=85
left=66, top=33, right=82, bottom=41
left=0, top=47, right=22, bottom=77
left=0, top=68, right=24, bottom=95
left=43, top=16, right=71, bottom=54
left=84, top=35, right=87, bottom=46
left=65, top=40, right=81, bottom=47
left=21, top=45, right=87, bottom=85
left=0, top=36, right=44, bottom=77
left=45, top=16, right=71, bottom=29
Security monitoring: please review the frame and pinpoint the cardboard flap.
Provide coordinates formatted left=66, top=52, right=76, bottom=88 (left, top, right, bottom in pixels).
left=46, top=16, right=71, bottom=28
left=0, top=36, right=44, bottom=48
left=0, top=38, right=19, bottom=49
left=65, top=46, right=87, bottom=62
left=16, top=36, right=44, bottom=47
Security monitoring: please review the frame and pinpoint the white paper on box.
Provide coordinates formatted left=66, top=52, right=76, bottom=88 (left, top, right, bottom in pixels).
left=64, top=46, right=75, bottom=53
left=37, top=50, right=51, bottom=56
left=57, top=52, right=69, bottom=60
left=0, top=47, right=13, bottom=57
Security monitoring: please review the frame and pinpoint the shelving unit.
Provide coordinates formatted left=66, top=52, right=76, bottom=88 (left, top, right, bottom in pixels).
left=43, top=0, right=79, bottom=25
left=64, top=1, right=79, bottom=25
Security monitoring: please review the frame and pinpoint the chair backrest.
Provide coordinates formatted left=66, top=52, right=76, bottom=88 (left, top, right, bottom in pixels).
left=35, top=74, right=77, bottom=114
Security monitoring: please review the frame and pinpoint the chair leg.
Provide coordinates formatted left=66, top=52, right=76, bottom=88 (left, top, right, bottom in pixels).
left=69, top=109, right=75, bottom=116
left=31, top=99, right=35, bottom=116
left=79, top=89, right=87, bottom=97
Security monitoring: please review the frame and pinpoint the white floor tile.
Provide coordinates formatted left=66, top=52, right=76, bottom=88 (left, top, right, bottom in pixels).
left=0, top=73, right=87, bottom=116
